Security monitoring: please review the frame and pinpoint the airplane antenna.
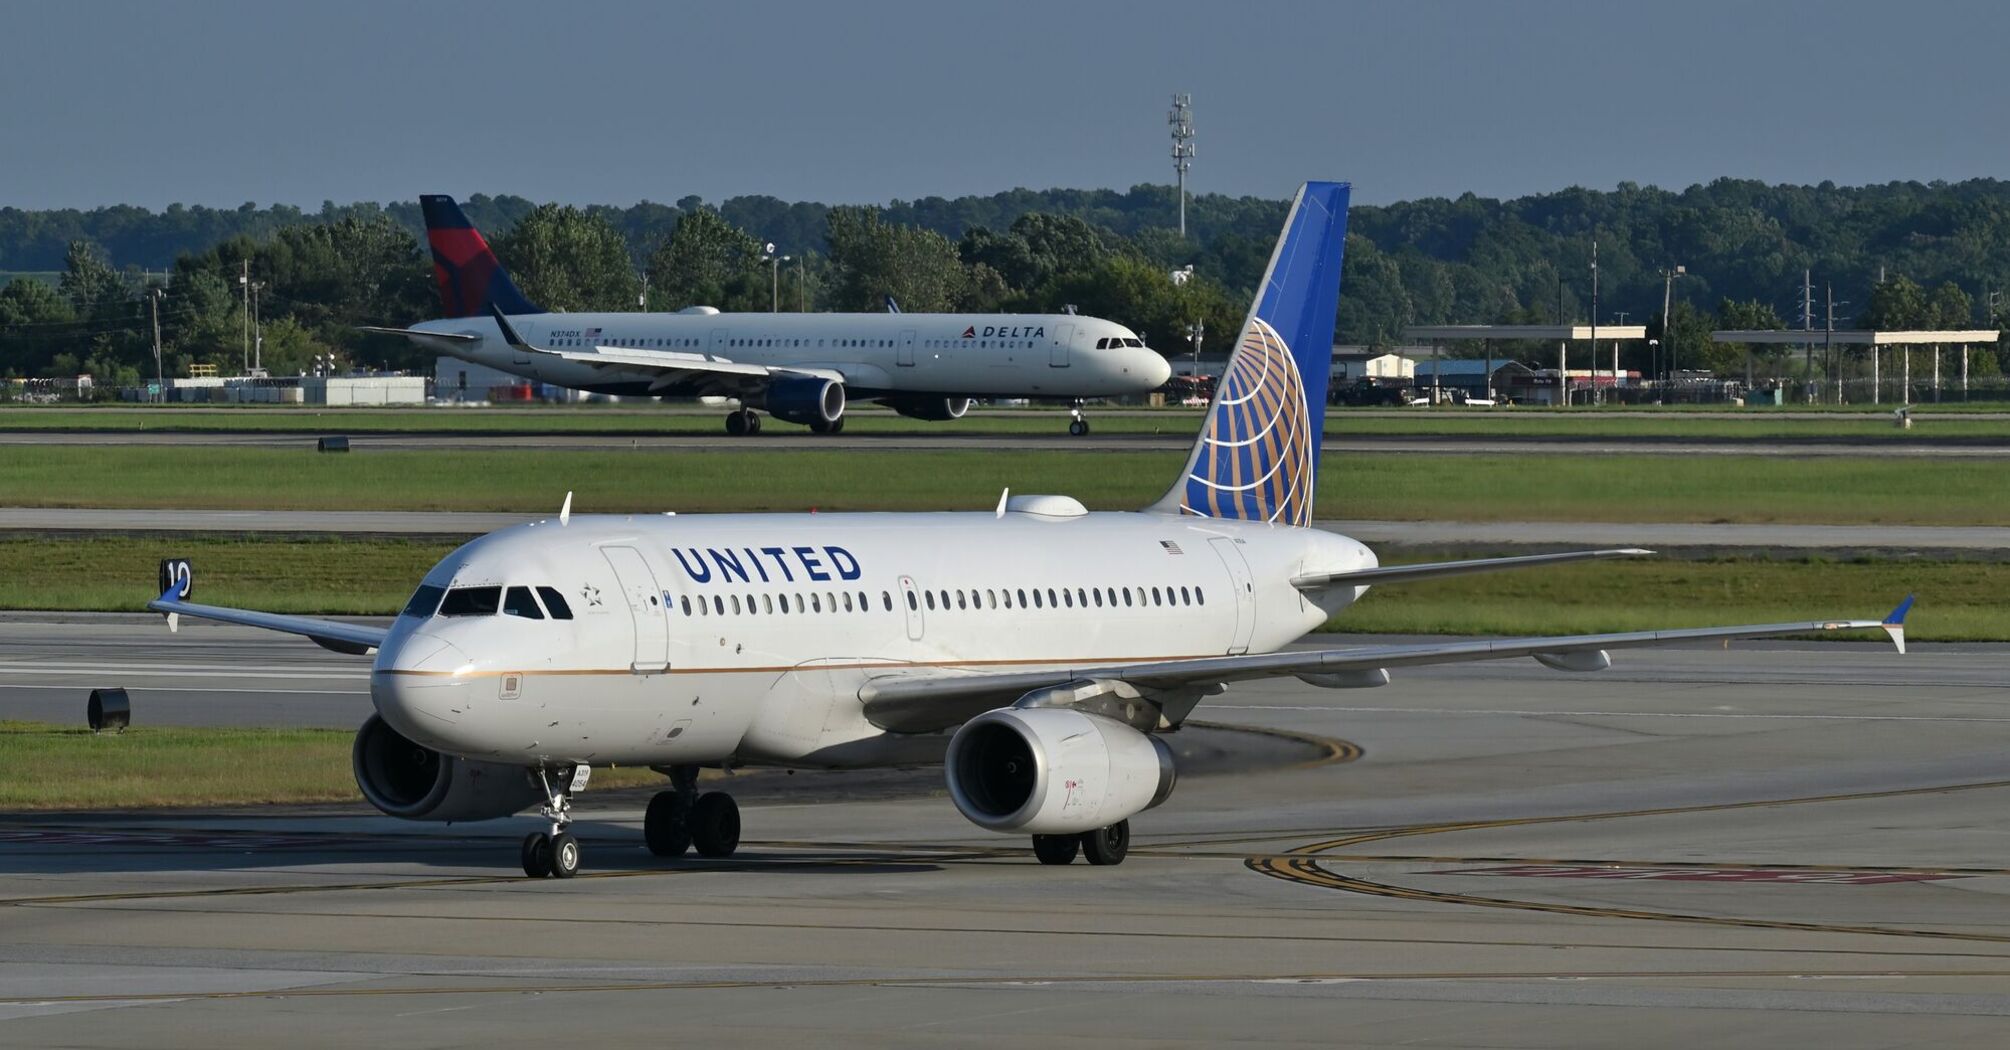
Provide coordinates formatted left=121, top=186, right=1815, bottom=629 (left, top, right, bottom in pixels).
left=995, top=487, right=1010, bottom=519
left=560, top=491, right=573, bottom=526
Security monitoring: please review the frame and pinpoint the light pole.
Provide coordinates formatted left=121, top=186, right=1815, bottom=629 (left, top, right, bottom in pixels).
left=796, top=255, right=806, bottom=312
left=762, top=244, right=785, bottom=312
left=1659, top=265, right=1686, bottom=396
left=149, top=287, right=165, bottom=403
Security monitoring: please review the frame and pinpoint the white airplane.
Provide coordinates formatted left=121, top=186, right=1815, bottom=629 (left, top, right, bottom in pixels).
left=362, top=195, right=1171, bottom=436
left=154, top=182, right=1911, bottom=879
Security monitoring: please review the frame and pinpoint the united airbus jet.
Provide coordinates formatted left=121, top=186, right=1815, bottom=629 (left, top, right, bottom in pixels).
left=364, top=196, right=1171, bottom=435
left=156, top=182, right=1909, bottom=878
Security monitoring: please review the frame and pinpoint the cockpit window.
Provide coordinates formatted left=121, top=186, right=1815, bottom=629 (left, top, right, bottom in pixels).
left=1123, top=337, right=1144, bottom=348
left=438, top=586, right=501, bottom=617
left=502, top=586, right=544, bottom=620
left=401, top=584, right=445, bottom=619
left=536, top=586, right=574, bottom=620
left=1095, top=337, right=1110, bottom=349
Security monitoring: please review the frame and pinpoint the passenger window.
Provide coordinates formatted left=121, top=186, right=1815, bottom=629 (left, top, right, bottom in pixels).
left=778, top=595, right=789, bottom=615
left=763, top=594, right=774, bottom=614
left=1076, top=588, right=1087, bottom=607
left=858, top=591, right=868, bottom=611
left=731, top=595, right=742, bottom=615
left=1032, top=590, right=1043, bottom=609
left=438, top=586, right=501, bottom=617
left=680, top=595, right=692, bottom=616
left=536, top=586, right=574, bottom=620
left=401, top=584, right=446, bottom=619
left=1122, top=588, right=1133, bottom=607
left=843, top=592, right=854, bottom=612
left=939, top=590, right=950, bottom=609
left=826, top=591, right=837, bottom=612
left=1196, top=588, right=1205, bottom=606
left=1152, top=587, right=1163, bottom=606
left=1063, top=590, right=1073, bottom=608
left=986, top=589, right=997, bottom=609
left=956, top=591, right=967, bottom=610
left=503, top=586, right=545, bottom=620
left=812, top=593, right=822, bottom=613
left=1017, top=588, right=1027, bottom=607
left=925, top=592, right=936, bottom=610
left=1092, top=589, right=1103, bottom=608
left=1046, top=588, right=1058, bottom=607
left=713, top=596, right=725, bottom=615
left=907, top=591, right=918, bottom=611
left=883, top=591, right=893, bottom=611
left=1181, top=586, right=1192, bottom=605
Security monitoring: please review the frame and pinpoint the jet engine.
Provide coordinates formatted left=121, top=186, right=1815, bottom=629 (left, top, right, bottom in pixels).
left=886, top=396, right=971, bottom=421
left=351, top=714, right=544, bottom=822
left=944, top=707, right=1176, bottom=835
left=764, top=376, right=845, bottom=427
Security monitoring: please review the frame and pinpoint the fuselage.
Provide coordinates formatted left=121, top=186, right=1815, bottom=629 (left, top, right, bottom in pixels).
left=371, top=507, right=1373, bottom=770
left=411, top=311, right=1172, bottom=399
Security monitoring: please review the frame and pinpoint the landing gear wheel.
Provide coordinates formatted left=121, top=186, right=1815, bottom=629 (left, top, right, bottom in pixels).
left=1068, top=419, right=1089, bottom=436
left=521, top=832, right=553, bottom=878
left=690, top=791, right=741, bottom=858
left=645, top=790, right=692, bottom=858
left=809, top=417, right=831, bottom=434
left=747, top=412, right=762, bottom=434
left=1079, top=819, right=1129, bottom=866
left=828, top=417, right=844, bottom=434
left=725, top=409, right=760, bottom=436
left=1032, top=834, right=1080, bottom=865
left=548, top=831, right=581, bottom=878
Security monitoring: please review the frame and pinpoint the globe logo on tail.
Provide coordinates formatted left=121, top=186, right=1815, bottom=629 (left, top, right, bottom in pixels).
left=1179, top=317, right=1315, bottom=527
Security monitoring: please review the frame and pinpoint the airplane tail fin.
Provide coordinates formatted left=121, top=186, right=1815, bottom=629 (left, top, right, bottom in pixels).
left=1148, top=181, right=1350, bottom=526
left=419, top=195, right=543, bottom=318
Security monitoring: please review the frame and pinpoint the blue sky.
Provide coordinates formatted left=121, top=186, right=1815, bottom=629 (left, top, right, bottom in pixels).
left=4, top=0, right=2005, bottom=210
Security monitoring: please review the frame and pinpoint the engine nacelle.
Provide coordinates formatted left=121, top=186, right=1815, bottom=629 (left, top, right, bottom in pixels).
left=351, top=714, right=544, bottom=822
left=945, top=707, right=1176, bottom=835
left=886, top=396, right=971, bottom=421
left=765, top=376, right=845, bottom=426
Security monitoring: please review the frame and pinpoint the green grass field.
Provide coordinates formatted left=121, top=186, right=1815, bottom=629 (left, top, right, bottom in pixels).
left=0, top=445, right=2003, bottom=523
left=0, top=403, right=2006, bottom=439
left=0, top=721, right=662, bottom=810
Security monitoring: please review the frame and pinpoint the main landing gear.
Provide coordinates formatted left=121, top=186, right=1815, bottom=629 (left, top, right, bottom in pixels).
left=724, top=408, right=763, bottom=436
left=1031, top=819, right=1129, bottom=866
left=644, top=764, right=741, bottom=859
left=1067, top=400, right=1092, bottom=436
left=808, top=416, right=845, bottom=434
left=521, top=765, right=587, bottom=879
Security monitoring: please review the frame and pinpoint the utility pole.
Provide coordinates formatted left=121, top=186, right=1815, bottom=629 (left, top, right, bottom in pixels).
left=1825, top=282, right=1837, bottom=405
left=239, top=260, right=250, bottom=374
left=1168, top=93, right=1195, bottom=237
left=251, top=281, right=264, bottom=373
left=149, top=288, right=165, bottom=403
left=797, top=255, right=807, bottom=312
left=638, top=273, right=648, bottom=310
left=1659, top=265, right=1685, bottom=397
left=1589, top=240, right=1598, bottom=403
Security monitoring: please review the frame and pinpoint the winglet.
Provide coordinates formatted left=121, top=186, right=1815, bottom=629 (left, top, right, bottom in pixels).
left=560, top=491, right=573, bottom=527
left=156, top=579, right=182, bottom=633
left=1882, top=593, right=1915, bottom=655
left=995, top=487, right=1010, bottom=519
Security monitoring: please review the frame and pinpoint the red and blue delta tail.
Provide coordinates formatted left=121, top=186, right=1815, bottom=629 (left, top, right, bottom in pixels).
left=420, top=195, right=542, bottom=318
left=1151, top=181, right=1350, bottom=526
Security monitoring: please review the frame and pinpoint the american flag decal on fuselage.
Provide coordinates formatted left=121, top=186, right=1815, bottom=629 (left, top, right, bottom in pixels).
left=1179, top=317, right=1315, bottom=526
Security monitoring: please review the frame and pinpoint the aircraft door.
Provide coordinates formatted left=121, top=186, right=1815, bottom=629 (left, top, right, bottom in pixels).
left=601, top=545, right=670, bottom=672
left=897, top=329, right=917, bottom=367
left=709, top=328, right=729, bottom=354
left=1207, top=537, right=1256, bottom=655
left=1050, top=324, right=1073, bottom=367
left=897, top=575, right=924, bottom=641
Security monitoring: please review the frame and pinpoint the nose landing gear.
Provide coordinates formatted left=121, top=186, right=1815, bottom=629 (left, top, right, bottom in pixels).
left=521, top=764, right=587, bottom=879
left=1067, top=400, right=1091, bottom=436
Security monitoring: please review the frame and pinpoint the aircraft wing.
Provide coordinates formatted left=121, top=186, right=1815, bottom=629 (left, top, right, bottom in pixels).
left=857, top=599, right=1914, bottom=734
left=146, top=566, right=386, bottom=656
left=483, top=305, right=842, bottom=398
left=1291, top=548, right=1654, bottom=589
left=358, top=325, right=481, bottom=350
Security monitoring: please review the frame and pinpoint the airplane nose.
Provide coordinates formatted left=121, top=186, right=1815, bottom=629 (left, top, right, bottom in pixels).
left=1140, top=350, right=1173, bottom=387
left=372, top=631, right=475, bottom=732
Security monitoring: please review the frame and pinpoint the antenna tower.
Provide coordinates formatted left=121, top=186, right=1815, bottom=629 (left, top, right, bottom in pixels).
left=1168, top=93, right=1195, bottom=237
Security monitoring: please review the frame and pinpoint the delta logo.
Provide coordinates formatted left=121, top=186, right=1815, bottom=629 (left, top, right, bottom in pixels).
left=959, top=325, right=1045, bottom=339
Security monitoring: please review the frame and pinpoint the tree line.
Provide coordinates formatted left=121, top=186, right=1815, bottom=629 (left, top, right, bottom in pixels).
left=4, top=177, right=2009, bottom=385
